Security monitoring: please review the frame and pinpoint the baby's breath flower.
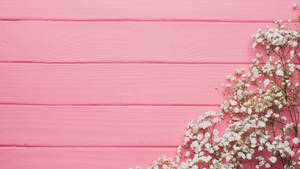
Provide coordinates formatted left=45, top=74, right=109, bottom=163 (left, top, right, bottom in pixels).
left=293, top=3, right=298, bottom=9
left=269, top=156, right=277, bottom=163
left=136, top=14, right=300, bottom=169
left=293, top=138, right=299, bottom=144
left=264, top=79, right=270, bottom=88
left=276, top=69, right=284, bottom=76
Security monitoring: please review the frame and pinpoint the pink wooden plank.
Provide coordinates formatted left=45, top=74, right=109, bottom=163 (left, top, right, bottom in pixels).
left=0, top=0, right=298, bottom=20
left=0, top=63, right=245, bottom=105
left=0, top=21, right=279, bottom=63
left=0, top=105, right=219, bottom=146
left=0, top=147, right=175, bottom=169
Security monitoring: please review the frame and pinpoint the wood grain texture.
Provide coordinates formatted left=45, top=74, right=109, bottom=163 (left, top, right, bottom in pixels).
left=0, top=1, right=297, bottom=168
left=0, top=63, right=247, bottom=105
left=0, top=105, right=220, bottom=146
left=0, top=147, right=175, bottom=169
left=0, top=21, right=278, bottom=63
left=0, top=0, right=298, bottom=21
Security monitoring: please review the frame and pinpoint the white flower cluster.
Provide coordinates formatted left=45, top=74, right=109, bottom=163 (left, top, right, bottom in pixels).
left=132, top=18, right=300, bottom=169
left=252, top=21, right=299, bottom=52
left=218, top=20, right=299, bottom=169
left=131, top=156, right=178, bottom=169
left=176, top=111, right=222, bottom=169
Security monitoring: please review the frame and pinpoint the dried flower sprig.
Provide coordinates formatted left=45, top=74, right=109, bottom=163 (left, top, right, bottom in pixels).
left=131, top=8, right=300, bottom=169
left=217, top=20, right=300, bottom=169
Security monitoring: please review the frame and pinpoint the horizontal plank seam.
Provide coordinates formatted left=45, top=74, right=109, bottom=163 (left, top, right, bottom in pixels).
left=0, top=61, right=252, bottom=65
left=0, top=145, right=178, bottom=149
left=1, top=145, right=298, bottom=149
left=1, top=61, right=296, bottom=65
left=0, top=18, right=296, bottom=23
left=0, top=103, right=220, bottom=107
left=1, top=103, right=297, bottom=107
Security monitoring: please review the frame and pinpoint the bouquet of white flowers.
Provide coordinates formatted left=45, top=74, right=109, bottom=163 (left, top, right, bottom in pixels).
left=132, top=8, right=300, bottom=169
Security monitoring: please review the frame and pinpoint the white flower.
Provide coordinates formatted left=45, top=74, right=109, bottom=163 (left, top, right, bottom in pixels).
left=213, top=129, right=219, bottom=136
left=238, top=152, right=246, bottom=159
left=247, top=108, right=252, bottom=114
left=234, top=107, right=240, bottom=113
left=197, top=134, right=203, bottom=141
left=251, top=138, right=257, bottom=144
left=192, top=165, right=198, bottom=169
left=289, top=64, right=295, bottom=72
left=230, top=100, right=237, bottom=106
left=276, top=69, right=284, bottom=76
left=205, top=111, right=215, bottom=117
left=293, top=3, right=298, bottom=9
left=293, top=138, right=299, bottom=144
left=246, top=153, right=252, bottom=160
left=252, top=42, right=257, bottom=49
left=290, top=50, right=295, bottom=56
left=281, top=116, right=287, bottom=121
left=256, top=53, right=262, bottom=58
left=269, top=156, right=277, bottom=163
left=205, top=133, right=211, bottom=138
left=185, top=151, right=190, bottom=157
left=264, top=79, right=270, bottom=88
left=257, top=121, right=266, bottom=128
left=257, top=38, right=263, bottom=43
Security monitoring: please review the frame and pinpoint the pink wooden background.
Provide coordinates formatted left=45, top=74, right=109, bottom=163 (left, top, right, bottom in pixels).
left=0, top=1, right=299, bottom=168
